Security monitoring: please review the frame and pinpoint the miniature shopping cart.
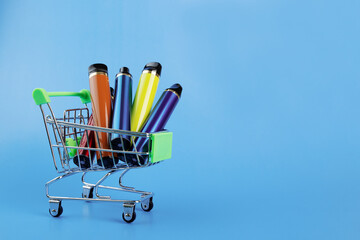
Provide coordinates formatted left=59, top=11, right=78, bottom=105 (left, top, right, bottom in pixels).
left=32, top=88, right=173, bottom=223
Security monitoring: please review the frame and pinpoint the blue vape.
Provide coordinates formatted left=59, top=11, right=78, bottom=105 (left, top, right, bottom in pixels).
left=110, top=67, right=133, bottom=150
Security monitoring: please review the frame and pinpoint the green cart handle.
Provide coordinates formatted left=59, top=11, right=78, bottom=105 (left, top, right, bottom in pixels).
left=32, top=88, right=91, bottom=105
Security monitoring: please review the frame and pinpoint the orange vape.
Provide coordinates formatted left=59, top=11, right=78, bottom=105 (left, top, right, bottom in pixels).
left=88, top=63, right=117, bottom=168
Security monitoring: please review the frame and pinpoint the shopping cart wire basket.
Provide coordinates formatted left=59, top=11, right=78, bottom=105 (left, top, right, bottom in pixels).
left=33, top=88, right=173, bottom=223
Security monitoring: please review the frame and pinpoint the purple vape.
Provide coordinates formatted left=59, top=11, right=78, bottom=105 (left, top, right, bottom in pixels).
left=130, top=83, right=182, bottom=165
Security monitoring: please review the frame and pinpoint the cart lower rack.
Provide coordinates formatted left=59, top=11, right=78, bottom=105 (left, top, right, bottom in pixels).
left=33, top=88, right=173, bottom=223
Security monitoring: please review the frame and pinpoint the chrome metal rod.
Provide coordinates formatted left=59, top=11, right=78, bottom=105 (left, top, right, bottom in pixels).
left=47, top=196, right=141, bottom=203
left=45, top=172, right=77, bottom=198
left=81, top=169, right=152, bottom=195
left=93, top=170, right=117, bottom=198
left=47, top=103, right=70, bottom=168
left=40, top=105, right=58, bottom=171
left=119, top=169, right=134, bottom=189
left=51, top=145, right=149, bottom=155
left=46, top=172, right=151, bottom=203
left=47, top=119, right=150, bottom=138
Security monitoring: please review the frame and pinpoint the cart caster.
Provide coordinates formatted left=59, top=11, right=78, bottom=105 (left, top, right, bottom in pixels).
left=141, top=197, right=154, bottom=212
left=49, top=200, right=63, bottom=217
left=122, top=203, right=136, bottom=223
left=82, top=186, right=94, bottom=198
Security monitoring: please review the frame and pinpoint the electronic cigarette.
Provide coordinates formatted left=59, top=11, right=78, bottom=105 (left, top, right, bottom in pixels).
left=88, top=63, right=116, bottom=168
left=132, top=83, right=182, bottom=165
left=131, top=62, right=162, bottom=132
left=73, top=114, right=96, bottom=169
left=110, top=67, right=132, bottom=151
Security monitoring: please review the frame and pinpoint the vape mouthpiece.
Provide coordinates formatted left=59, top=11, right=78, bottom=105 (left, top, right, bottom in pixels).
left=88, top=63, right=108, bottom=74
left=167, top=83, right=182, bottom=97
left=119, top=67, right=130, bottom=74
left=144, top=62, right=162, bottom=76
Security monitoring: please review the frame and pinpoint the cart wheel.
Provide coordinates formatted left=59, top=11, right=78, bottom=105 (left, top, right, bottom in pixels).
left=49, top=200, right=63, bottom=218
left=122, top=211, right=136, bottom=223
left=82, top=192, right=93, bottom=198
left=82, top=187, right=94, bottom=199
left=49, top=206, right=63, bottom=217
left=141, top=197, right=154, bottom=212
left=122, top=203, right=136, bottom=223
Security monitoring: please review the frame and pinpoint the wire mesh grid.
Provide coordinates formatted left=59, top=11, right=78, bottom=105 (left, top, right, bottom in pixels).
left=42, top=105, right=156, bottom=173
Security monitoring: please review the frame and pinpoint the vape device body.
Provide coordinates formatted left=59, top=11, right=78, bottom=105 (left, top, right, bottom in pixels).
left=110, top=67, right=133, bottom=151
left=88, top=63, right=116, bottom=168
left=73, top=114, right=96, bottom=168
left=132, top=83, right=182, bottom=164
left=131, top=62, right=162, bottom=132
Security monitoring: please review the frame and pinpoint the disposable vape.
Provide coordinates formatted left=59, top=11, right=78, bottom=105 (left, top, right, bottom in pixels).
left=131, top=62, right=162, bottom=132
left=110, top=67, right=133, bottom=151
left=88, top=63, right=117, bottom=168
left=73, top=114, right=96, bottom=169
left=131, top=83, right=182, bottom=165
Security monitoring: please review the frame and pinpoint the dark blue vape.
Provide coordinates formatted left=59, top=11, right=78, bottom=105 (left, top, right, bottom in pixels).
left=110, top=67, right=133, bottom=150
left=130, top=83, right=182, bottom=165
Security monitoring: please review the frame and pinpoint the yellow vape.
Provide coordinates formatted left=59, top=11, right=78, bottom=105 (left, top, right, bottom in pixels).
left=131, top=62, right=162, bottom=132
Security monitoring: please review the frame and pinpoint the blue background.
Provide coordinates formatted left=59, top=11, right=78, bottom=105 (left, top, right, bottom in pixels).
left=0, top=0, right=359, bottom=239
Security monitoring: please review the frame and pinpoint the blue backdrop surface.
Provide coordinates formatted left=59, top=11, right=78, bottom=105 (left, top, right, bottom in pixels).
left=0, top=0, right=359, bottom=239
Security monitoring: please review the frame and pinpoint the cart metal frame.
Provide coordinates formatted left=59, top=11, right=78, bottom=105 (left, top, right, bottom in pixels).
left=33, top=88, right=172, bottom=223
